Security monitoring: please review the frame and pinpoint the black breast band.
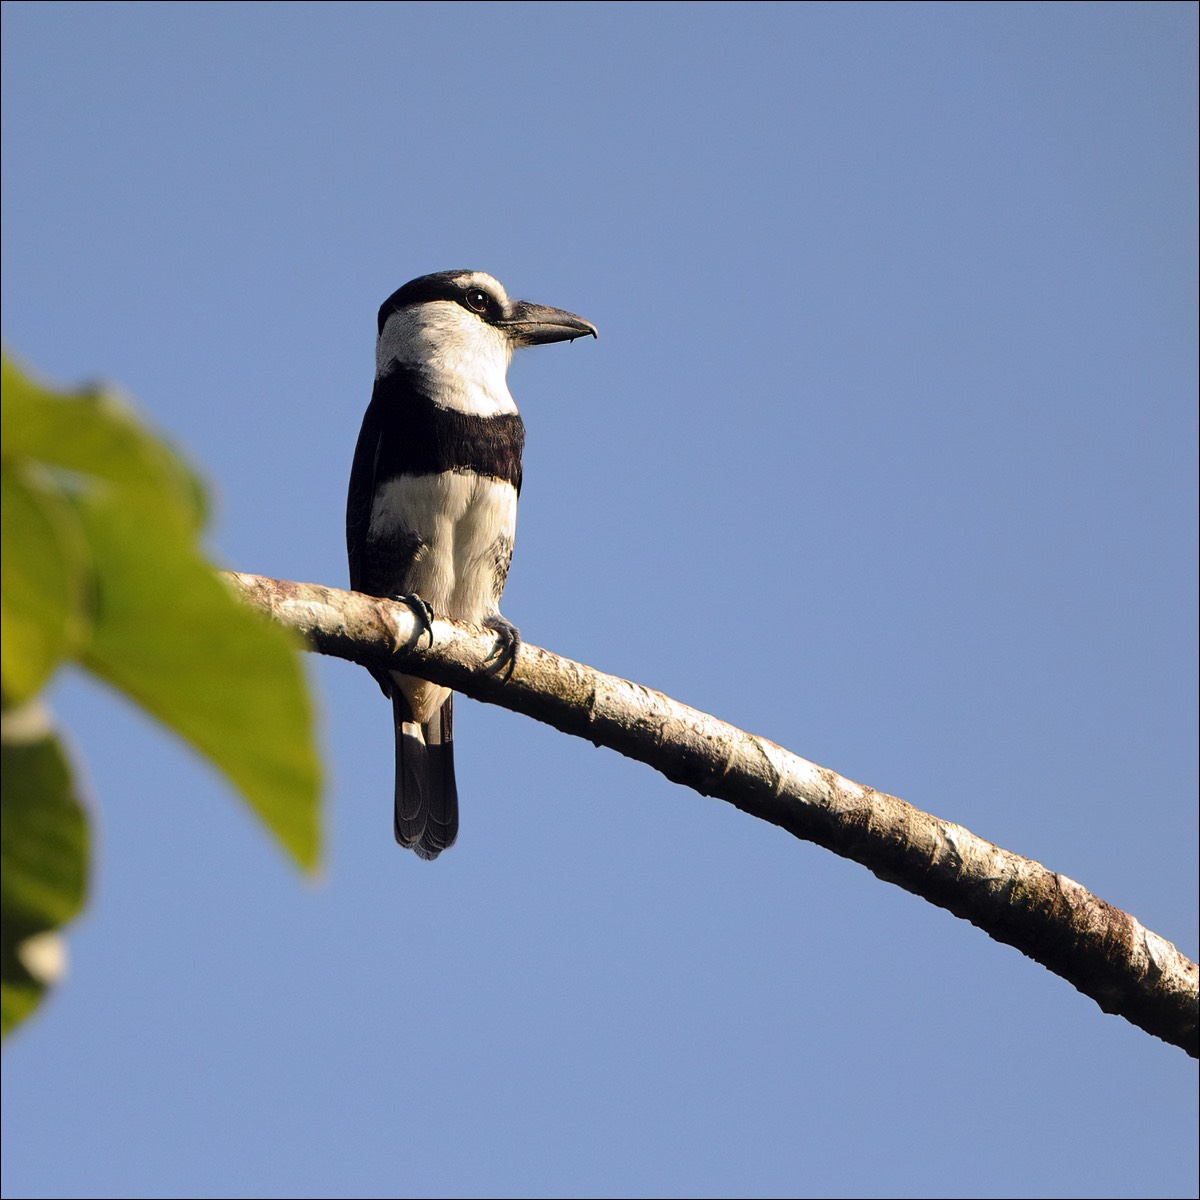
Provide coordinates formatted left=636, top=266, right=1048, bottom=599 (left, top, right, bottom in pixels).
left=370, top=366, right=525, bottom=489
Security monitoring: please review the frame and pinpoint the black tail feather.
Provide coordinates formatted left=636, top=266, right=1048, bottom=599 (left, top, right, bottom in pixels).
left=393, top=693, right=458, bottom=860
left=392, top=692, right=428, bottom=848
left=420, top=697, right=458, bottom=858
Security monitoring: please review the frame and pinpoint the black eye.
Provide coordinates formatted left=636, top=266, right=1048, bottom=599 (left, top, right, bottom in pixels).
left=465, top=288, right=490, bottom=314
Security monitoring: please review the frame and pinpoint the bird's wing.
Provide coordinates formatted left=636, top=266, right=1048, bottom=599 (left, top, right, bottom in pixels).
left=346, top=379, right=425, bottom=598
left=346, top=382, right=387, bottom=594
left=348, top=381, right=429, bottom=698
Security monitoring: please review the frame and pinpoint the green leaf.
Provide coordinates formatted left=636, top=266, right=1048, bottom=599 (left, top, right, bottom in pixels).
left=1, top=351, right=322, bottom=1038
left=1, top=352, right=321, bottom=875
left=1, top=354, right=206, bottom=533
left=0, top=701, right=89, bottom=1038
left=0, top=466, right=90, bottom=705
left=75, top=486, right=322, bottom=872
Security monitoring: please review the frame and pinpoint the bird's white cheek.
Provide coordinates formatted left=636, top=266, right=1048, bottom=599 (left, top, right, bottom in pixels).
left=429, top=328, right=515, bottom=415
left=383, top=304, right=516, bottom=416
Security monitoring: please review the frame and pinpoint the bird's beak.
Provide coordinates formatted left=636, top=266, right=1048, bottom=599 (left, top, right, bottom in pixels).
left=499, top=300, right=598, bottom=347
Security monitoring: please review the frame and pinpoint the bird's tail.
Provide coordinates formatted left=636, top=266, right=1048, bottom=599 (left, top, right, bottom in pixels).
left=393, top=692, right=458, bottom=860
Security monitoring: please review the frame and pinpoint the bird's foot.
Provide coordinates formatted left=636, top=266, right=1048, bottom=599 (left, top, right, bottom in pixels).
left=391, top=592, right=435, bottom=649
left=482, top=613, right=521, bottom=680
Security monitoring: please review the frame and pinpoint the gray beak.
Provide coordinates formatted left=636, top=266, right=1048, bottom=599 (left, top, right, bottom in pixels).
left=499, top=300, right=598, bottom=347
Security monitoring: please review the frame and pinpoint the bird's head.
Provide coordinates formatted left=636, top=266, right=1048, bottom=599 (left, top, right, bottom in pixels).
left=376, top=270, right=596, bottom=384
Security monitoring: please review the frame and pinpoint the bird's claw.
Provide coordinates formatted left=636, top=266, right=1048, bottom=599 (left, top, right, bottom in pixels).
left=391, top=592, right=435, bottom=649
left=482, top=614, right=521, bottom=680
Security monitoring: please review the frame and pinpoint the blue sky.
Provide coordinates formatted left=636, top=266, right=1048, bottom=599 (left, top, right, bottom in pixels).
left=2, top=3, right=1197, bottom=1197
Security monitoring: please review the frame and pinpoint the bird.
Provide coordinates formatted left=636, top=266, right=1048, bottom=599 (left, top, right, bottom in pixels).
left=346, top=270, right=597, bottom=859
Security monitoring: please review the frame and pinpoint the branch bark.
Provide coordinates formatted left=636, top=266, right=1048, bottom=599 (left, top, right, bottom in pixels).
left=226, top=571, right=1199, bottom=1058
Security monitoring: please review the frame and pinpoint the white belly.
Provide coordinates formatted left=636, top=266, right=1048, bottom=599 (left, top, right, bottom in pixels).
left=369, top=470, right=518, bottom=722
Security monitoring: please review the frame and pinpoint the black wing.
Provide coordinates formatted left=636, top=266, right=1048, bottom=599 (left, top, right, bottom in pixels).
left=346, top=382, right=386, bottom=594
left=347, top=381, right=426, bottom=698
left=346, top=379, right=425, bottom=599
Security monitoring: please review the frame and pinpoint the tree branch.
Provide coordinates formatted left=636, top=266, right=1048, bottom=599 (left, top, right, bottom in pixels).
left=226, top=572, right=1199, bottom=1057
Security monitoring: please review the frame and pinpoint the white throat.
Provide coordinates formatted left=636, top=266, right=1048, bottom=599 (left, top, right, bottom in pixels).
left=379, top=302, right=517, bottom=416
